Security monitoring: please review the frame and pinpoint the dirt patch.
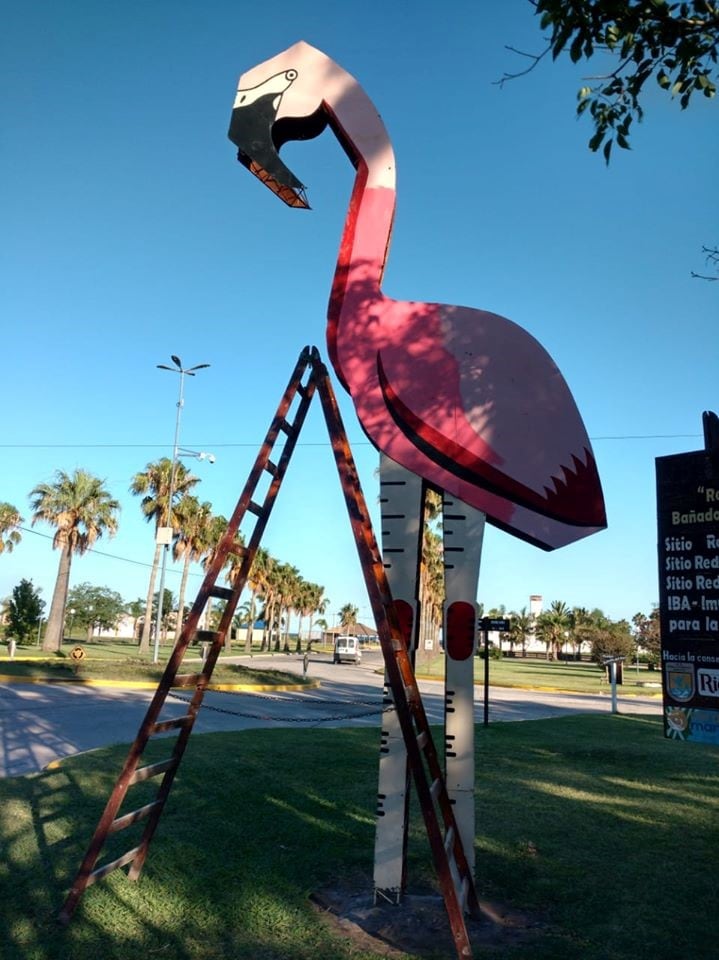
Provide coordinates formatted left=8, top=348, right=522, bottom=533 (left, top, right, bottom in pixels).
left=311, top=886, right=548, bottom=957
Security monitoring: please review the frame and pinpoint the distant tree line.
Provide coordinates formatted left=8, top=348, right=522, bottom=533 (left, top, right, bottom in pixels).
left=0, top=463, right=328, bottom=655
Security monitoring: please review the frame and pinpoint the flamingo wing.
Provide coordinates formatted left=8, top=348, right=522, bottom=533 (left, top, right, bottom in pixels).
left=338, top=298, right=606, bottom=549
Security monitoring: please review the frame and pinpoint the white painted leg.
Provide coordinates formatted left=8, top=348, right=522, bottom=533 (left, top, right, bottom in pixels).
left=373, top=454, right=424, bottom=902
left=442, top=494, right=485, bottom=879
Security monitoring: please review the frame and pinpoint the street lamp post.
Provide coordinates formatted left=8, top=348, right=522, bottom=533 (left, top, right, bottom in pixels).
left=153, top=356, right=211, bottom=664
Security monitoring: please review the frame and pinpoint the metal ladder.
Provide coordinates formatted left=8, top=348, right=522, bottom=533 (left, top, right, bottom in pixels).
left=59, top=347, right=480, bottom=959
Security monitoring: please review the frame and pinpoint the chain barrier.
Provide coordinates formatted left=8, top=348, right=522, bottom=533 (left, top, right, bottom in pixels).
left=168, top=689, right=393, bottom=724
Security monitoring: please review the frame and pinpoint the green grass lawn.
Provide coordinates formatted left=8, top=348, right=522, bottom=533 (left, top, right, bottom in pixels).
left=0, top=640, right=315, bottom=687
left=414, top=651, right=662, bottom=696
left=0, top=657, right=310, bottom=687
left=2, top=641, right=660, bottom=697
left=1, top=714, right=717, bottom=959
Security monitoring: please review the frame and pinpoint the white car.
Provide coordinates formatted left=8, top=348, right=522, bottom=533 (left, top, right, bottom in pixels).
left=333, top=635, right=362, bottom=664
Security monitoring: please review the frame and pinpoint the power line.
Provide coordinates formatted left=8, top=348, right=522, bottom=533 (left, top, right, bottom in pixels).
left=17, top=526, right=204, bottom=579
left=0, top=433, right=704, bottom=449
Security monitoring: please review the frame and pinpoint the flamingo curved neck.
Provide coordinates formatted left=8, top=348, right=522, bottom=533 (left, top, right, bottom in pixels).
left=323, top=81, right=396, bottom=373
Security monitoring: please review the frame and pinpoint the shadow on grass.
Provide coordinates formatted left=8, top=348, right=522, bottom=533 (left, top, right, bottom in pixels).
left=1, top=716, right=718, bottom=959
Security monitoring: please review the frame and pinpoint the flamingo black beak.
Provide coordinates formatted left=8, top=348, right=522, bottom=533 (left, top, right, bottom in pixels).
left=229, top=96, right=309, bottom=208
left=229, top=67, right=329, bottom=209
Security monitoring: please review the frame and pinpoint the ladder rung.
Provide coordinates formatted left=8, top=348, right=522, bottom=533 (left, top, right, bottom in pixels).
left=172, top=674, right=203, bottom=688
left=151, top=715, right=192, bottom=735
left=444, top=826, right=455, bottom=855
left=109, top=801, right=162, bottom=834
left=130, top=758, right=176, bottom=785
left=87, top=846, right=142, bottom=887
left=278, top=419, right=295, bottom=437
left=247, top=500, right=264, bottom=516
left=264, top=460, right=279, bottom=477
left=430, top=778, right=442, bottom=803
left=209, top=586, right=234, bottom=601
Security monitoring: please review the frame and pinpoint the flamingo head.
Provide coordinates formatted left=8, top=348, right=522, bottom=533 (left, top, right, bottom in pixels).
left=229, top=42, right=332, bottom=209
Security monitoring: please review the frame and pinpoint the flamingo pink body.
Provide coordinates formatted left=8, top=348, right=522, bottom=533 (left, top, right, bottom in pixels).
left=231, top=42, right=607, bottom=550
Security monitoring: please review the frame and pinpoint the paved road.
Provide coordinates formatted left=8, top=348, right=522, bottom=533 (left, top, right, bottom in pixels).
left=0, top=651, right=661, bottom=778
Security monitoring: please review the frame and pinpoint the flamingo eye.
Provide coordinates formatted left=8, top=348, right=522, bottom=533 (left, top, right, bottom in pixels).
left=285, top=69, right=298, bottom=81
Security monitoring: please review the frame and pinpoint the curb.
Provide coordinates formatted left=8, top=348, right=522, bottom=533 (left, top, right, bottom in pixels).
left=0, top=674, right=320, bottom=693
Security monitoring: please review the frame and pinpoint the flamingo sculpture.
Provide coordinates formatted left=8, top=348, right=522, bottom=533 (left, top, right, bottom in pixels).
left=229, top=42, right=606, bottom=900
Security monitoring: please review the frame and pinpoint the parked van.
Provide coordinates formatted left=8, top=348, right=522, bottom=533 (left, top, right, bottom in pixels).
left=333, top=635, right=362, bottom=664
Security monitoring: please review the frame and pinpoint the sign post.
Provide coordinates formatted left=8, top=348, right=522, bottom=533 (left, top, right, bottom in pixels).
left=478, top=617, right=510, bottom=727
left=656, top=411, right=719, bottom=743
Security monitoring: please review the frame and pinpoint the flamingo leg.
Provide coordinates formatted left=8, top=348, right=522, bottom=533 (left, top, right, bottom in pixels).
left=373, top=453, right=424, bottom=902
left=443, top=495, right=486, bottom=878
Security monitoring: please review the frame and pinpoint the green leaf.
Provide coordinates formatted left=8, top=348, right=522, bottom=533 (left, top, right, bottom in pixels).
left=671, top=80, right=684, bottom=95
left=570, top=34, right=585, bottom=63
left=603, top=139, right=613, bottom=164
left=578, top=86, right=592, bottom=100
left=617, top=132, right=630, bottom=150
left=657, top=70, right=671, bottom=89
left=588, top=129, right=604, bottom=152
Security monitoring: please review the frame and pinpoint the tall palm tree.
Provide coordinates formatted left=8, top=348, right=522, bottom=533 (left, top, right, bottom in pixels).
left=536, top=600, right=571, bottom=661
left=568, top=606, right=593, bottom=660
left=303, top=582, right=328, bottom=652
left=230, top=545, right=270, bottom=653
left=30, top=470, right=120, bottom=652
left=259, top=554, right=281, bottom=650
left=275, top=563, right=300, bottom=652
left=0, top=502, right=23, bottom=554
left=508, top=607, right=533, bottom=657
left=338, top=603, right=359, bottom=630
left=172, top=496, right=215, bottom=640
left=130, top=458, right=199, bottom=654
left=419, top=525, right=444, bottom=651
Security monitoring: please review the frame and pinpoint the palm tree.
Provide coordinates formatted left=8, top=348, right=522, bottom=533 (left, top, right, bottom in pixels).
left=535, top=600, right=571, bottom=661
left=508, top=607, right=533, bottom=657
left=30, top=469, right=120, bottom=652
left=231, top=546, right=270, bottom=653
left=420, top=526, right=444, bottom=651
left=259, top=554, right=281, bottom=651
left=0, top=502, right=23, bottom=555
left=199, top=512, right=231, bottom=640
left=130, top=458, right=199, bottom=654
left=172, top=496, right=214, bottom=640
left=276, top=563, right=300, bottom=652
left=304, top=582, right=328, bottom=652
left=568, top=606, right=593, bottom=660
left=338, top=603, right=359, bottom=630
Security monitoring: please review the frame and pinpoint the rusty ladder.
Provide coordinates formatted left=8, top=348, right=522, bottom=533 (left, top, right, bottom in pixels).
left=59, top=346, right=479, bottom=960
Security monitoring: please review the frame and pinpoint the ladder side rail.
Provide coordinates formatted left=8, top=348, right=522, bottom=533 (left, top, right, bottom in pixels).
left=60, top=349, right=316, bottom=922
left=312, top=356, right=477, bottom=956
left=60, top=625, right=227, bottom=919
left=179, top=348, right=317, bottom=639
left=126, top=631, right=228, bottom=882
left=191, top=348, right=318, bottom=639
left=209, top=362, right=320, bottom=637
left=124, top=350, right=321, bottom=884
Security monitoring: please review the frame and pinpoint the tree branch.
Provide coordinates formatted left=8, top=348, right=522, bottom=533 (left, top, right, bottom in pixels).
left=494, top=44, right=551, bottom=87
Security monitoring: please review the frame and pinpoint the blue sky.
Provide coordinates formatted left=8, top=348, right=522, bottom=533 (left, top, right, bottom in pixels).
left=2, top=1, right=717, bottom=627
